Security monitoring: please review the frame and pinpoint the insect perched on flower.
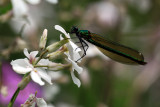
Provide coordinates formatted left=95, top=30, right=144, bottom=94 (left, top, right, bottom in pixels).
left=70, top=26, right=147, bottom=65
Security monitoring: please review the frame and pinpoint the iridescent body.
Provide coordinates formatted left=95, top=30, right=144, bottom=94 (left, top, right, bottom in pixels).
left=70, top=26, right=147, bottom=65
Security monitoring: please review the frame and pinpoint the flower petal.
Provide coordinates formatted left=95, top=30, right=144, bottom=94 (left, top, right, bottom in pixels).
left=61, top=34, right=82, bottom=62
left=24, top=48, right=38, bottom=60
left=38, top=59, right=53, bottom=70
left=66, top=41, right=82, bottom=62
left=30, top=51, right=39, bottom=59
left=55, top=25, right=70, bottom=38
left=68, top=57, right=83, bottom=74
left=65, top=57, right=83, bottom=87
left=70, top=70, right=81, bottom=87
left=22, top=94, right=36, bottom=107
left=38, top=59, right=51, bottom=66
left=46, top=0, right=58, bottom=4
left=30, top=102, right=36, bottom=107
left=26, top=0, right=41, bottom=5
left=59, top=34, right=63, bottom=40
left=24, top=48, right=30, bottom=59
left=69, top=40, right=81, bottom=52
left=36, top=98, right=47, bottom=107
left=30, top=70, right=45, bottom=86
left=36, top=68, right=53, bottom=85
left=11, top=59, right=32, bottom=74
left=65, top=55, right=83, bottom=74
left=11, top=0, right=28, bottom=18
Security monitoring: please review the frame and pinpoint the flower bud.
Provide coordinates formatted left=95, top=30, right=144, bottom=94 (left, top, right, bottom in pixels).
left=46, top=39, right=68, bottom=52
left=18, top=75, right=31, bottom=90
left=46, top=46, right=67, bottom=60
left=39, top=29, right=47, bottom=50
left=48, top=62, right=71, bottom=71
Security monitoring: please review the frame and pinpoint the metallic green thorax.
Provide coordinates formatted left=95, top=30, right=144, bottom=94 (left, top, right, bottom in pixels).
left=78, top=30, right=91, bottom=39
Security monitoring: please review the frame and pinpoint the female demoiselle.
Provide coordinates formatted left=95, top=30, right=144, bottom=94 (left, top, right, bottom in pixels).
left=70, top=26, right=147, bottom=65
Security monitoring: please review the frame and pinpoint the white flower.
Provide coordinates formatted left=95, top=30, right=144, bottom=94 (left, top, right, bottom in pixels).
left=11, top=0, right=28, bottom=19
left=21, top=93, right=49, bottom=107
left=55, top=25, right=82, bottom=62
left=11, top=0, right=58, bottom=19
left=54, top=25, right=83, bottom=87
left=26, top=0, right=58, bottom=5
left=11, top=48, right=52, bottom=86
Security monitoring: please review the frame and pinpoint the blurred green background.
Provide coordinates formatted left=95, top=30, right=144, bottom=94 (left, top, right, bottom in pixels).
left=1, top=0, right=160, bottom=107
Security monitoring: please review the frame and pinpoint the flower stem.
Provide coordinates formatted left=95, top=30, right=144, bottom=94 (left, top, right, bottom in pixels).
left=34, top=49, right=48, bottom=65
left=8, top=87, right=20, bottom=107
left=8, top=73, right=30, bottom=107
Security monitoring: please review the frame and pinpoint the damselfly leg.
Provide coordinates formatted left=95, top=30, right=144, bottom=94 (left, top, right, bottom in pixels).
left=75, top=37, right=89, bottom=62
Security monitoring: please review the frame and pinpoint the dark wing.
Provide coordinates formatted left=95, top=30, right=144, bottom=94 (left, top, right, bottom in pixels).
left=88, top=33, right=146, bottom=65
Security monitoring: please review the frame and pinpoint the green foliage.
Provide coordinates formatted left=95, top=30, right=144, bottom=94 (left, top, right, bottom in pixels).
left=0, top=3, right=12, bottom=15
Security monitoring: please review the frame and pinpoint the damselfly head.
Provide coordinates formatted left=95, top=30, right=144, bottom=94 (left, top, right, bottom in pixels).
left=70, top=26, right=79, bottom=34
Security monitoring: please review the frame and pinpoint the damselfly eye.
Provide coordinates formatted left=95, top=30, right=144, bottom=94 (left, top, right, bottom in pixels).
left=70, top=26, right=79, bottom=33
